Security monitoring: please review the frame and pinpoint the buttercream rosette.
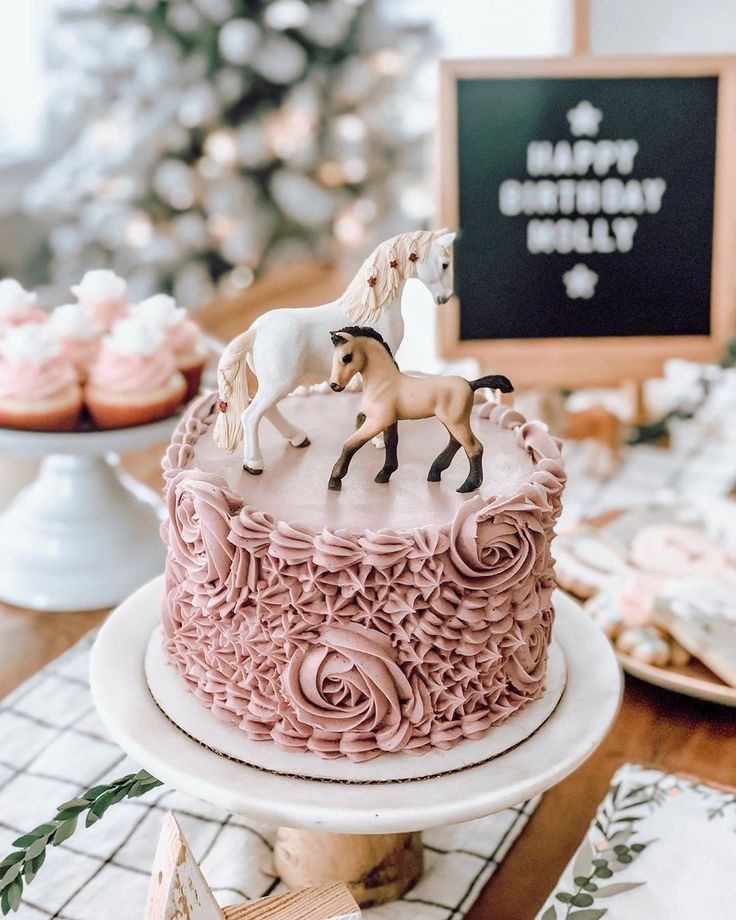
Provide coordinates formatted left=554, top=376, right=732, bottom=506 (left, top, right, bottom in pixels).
left=160, top=395, right=565, bottom=762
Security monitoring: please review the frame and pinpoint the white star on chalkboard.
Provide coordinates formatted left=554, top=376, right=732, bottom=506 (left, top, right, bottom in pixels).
left=566, top=100, right=603, bottom=137
left=563, top=263, right=598, bottom=300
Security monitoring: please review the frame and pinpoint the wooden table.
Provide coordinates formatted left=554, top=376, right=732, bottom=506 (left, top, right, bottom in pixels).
left=1, top=266, right=734, bottom=920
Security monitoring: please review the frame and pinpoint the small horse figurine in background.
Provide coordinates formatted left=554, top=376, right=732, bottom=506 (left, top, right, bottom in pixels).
left=213, top=229, right=456, bottom=474
left=328, top=327, right=513, bottom=493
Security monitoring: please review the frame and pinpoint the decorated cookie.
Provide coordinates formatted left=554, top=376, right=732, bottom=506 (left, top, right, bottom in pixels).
left=652, top=579, right=736, bottom=686
left=616, top=626, right=671, bottom=667
left=629, top=523, right=735, bottom=579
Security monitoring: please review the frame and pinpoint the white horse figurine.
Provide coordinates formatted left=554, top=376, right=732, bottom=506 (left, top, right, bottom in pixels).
left=213, top=229, right=456, bottom=473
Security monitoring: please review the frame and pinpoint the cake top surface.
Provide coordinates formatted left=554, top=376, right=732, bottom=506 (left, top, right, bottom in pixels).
left=186, top=389, right=541, bottom=532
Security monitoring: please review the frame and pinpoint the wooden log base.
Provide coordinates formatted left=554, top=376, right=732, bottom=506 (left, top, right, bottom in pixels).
left=274, top=828, right=424, bottom=908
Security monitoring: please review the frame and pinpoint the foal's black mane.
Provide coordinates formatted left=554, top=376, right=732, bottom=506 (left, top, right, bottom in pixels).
left=335, top=325, right=394, bottom=358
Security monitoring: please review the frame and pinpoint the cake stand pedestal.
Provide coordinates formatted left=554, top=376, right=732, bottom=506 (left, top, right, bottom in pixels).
left=90, top=578, right=621, bottom=906
left=0, top=418, right=179, bottom=612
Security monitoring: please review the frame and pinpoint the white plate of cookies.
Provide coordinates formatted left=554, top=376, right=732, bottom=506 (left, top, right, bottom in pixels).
left=555, top=501, right=736, bottom=707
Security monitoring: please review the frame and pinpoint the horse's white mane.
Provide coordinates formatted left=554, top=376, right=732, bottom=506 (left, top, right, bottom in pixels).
left=339, top=230, right=442, bottom=325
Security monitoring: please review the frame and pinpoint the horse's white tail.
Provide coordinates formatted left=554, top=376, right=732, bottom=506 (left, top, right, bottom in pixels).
left=213, top=328, right=256, bottom=453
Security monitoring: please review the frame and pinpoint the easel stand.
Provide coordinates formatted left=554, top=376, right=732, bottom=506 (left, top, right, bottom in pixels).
left=90, top=578, right=620, bottom=907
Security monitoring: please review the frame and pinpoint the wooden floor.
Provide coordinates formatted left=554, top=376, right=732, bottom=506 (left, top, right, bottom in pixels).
left=1, top=266, right=734, bottom=919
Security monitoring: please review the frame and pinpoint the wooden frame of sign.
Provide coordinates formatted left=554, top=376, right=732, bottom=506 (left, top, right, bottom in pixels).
left=437, top=56, right=736, bottom=387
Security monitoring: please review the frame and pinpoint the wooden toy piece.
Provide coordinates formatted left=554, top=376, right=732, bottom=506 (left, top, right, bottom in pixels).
left=274, top=828, right=423, bottom=908
left=213, top=229, right=456, bottom=475
left=146, top=813, right=361, bottom=920
left=222, top=883, right=361, bottom=920
left=146, top=812, right=222, bottom=920
left=327, top=326, right=513, bottom=493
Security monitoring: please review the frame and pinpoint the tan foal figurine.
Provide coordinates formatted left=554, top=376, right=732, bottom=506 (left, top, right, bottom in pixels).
left=328, top=327, right=513, bottom=493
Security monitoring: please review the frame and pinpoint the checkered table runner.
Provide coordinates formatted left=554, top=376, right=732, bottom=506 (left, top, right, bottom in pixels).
left=2, top=368, right=735, bottom=918
left=0, top=633, right=539, bottom=919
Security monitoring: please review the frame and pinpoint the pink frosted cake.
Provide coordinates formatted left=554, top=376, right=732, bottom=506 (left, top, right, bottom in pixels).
left=161, top=388, right=565, bottom=762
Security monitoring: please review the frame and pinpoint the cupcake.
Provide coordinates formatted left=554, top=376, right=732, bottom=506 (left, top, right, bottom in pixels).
left=132, top=294, right=208, bottom=401
left=48, top=303, right=101, bottom=380
left=0, top=324, right=82, bottom=431
left=71, top=269, right=128, bottom=331
left=85, top=318, right=186, bottom=429
left=0, top=279, right=48, bottom=330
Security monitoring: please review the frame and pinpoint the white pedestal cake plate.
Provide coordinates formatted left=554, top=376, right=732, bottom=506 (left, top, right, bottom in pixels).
left=90, top=577, right=621, bottom=905
left=0, top=418, right=179, bottom=612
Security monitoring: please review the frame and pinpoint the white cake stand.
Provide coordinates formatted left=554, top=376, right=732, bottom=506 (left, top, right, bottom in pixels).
left=90, top=578, right=621, bottom=905
left=0, top=417, right=179, bottom=612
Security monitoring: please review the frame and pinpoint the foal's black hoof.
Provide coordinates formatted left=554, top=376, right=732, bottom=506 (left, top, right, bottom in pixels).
left=243, top=464, right=263, bottom=476
left=427, top=468, right=442, bottom=482
left=374, top=469, right=395, bottom=484
left=292, top=436, right=310, bottom=448
left=456, top=479, right=480, bottom=493
left=328, top=477, right=342, bottom=491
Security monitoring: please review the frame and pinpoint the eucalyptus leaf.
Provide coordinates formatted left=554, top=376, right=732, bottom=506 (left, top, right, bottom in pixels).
left=540, top=907, right=557, bottom=920
left=52, top=819, right=77, bottom=847
left=29, top=851, right=45, bottom=877
left=85, top=810, right=101, bottom=829
left=0, top=863, right=21, bottom=889
left=0, top=855, right=24, bottom=871
left=594, top=881, right=645, bottom=898
left=5, top=879, right=21, bottom=913
left=571, top=837, right=595, bottom=879
left=568, top=910, right=607, bottom=919
left=28, top=824, right=55, bottom=840
left=91, top=791, right=117, bottom=818
left=55, top=804, right=88, bottom=820
left=9, top=837, right=35, bottom=850
left=83, top=785, right=109, bottom=799
left=23, top=839, right=46, bottom=863
left=1, top=885, right=10, bottom=916
left=56, top=798, right=90, bottom=812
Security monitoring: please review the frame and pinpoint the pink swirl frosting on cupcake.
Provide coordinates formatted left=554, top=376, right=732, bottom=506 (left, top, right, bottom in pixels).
left=88, top=318, right=176, bottom=394
left=132, top=295, right=201, bottom=354
left=48, top=303, right=101, bottom=374
left=0, top=325, right=76, bottom=399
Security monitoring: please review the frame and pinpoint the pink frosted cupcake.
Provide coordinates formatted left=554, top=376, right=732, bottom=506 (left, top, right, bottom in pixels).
left=0, top=324, right=82, bottom=431
left=132, top=294, right=208, bottom=401
left=0, top=279, right=48, bottom=330
left=48, top=303, right=101, bottom=381
left=85, top=318, right=186, bottom=429
left=71, top=270, right=128, bottom=331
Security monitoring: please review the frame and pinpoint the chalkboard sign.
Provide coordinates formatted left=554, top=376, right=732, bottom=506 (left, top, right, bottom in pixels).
left=437, top=57, right=736, bottom=386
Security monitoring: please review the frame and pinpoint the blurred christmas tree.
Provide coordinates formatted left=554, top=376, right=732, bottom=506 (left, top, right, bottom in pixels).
left=25, top=0, right=434, bottom=307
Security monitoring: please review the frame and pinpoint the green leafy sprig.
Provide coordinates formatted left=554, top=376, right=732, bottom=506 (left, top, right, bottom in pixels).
left=0, top=770, right=162, bottom=915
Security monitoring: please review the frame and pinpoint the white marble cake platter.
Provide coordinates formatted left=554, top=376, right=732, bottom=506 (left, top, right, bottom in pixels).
left=144, top=624, right=566, bottom=783
left=91, top=577, right=621, bottom=834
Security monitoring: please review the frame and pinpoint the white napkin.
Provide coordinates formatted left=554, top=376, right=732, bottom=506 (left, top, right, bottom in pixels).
left=537, top=763, right=736, bottom=919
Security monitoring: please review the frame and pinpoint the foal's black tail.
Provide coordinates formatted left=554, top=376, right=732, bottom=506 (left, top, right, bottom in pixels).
left=469, top=374, right=514, bottom=394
